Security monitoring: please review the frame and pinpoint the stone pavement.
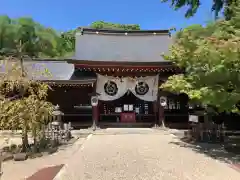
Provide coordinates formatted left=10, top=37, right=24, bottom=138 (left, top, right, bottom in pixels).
left=54, top=128, right=240, bottom=180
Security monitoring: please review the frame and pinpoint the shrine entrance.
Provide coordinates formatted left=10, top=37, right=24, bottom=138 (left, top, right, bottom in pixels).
left=96, top=74, right=158, bottom=126
left=99, top=91, right=155, bottom=125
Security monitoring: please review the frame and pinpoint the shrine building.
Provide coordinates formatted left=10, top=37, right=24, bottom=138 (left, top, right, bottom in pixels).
left=1, top=28, right=190, bottom=129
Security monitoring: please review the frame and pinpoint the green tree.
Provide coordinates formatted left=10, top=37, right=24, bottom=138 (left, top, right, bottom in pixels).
left=0, top=16, right=19, bottom=56
left=0, top=16, right=74, bottom=58
left=60, top=29, right=76, bottom=57
left=0, top=58, right=54, bottom=151
left=161, top=1, right=240, bottom=114
left=0, top=17, right=141, bottom=59
left=161, top=0, right=237, bottom=19
left=90, top=21, right=141, bottom=30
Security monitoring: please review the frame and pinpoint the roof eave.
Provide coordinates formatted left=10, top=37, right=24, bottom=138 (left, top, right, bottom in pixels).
left=67, top=59, right=173, bottom=67
left=42, top=79, right=96, bottom=84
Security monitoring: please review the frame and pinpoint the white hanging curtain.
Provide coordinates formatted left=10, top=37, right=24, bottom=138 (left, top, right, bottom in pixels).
left=96, top=74, right=159, bottom=102
left=128, top=75, right=159, bottom=102
left=96, top=74, right=128, bottom=101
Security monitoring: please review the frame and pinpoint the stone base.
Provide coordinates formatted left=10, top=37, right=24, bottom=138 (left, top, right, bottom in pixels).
left=13, top=153, right=27, bottom=161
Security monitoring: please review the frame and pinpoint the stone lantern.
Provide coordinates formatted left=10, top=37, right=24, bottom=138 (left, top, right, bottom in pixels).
left=52, top=104, right=64, bottom=129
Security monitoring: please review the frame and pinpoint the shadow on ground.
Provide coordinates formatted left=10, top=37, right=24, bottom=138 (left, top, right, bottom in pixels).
left=169, top=136, right=240, bottom=165
left=26, top=164, right=64, bottom=180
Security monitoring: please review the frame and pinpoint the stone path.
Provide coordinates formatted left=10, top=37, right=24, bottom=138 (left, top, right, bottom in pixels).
left=54, top=128, right=240, bottom=180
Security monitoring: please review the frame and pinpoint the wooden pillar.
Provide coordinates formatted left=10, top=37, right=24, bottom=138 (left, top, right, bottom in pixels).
left=158, top=90, right=166, bottom=127
left=91, top=81, right=100, bottom=130
left=154, top=74, right=161, bottom=127
left=159, top=105, right=165, bottom=127
left=153, top=101, right=159, bottom=126
left=92, top=105, right=98, bottom=129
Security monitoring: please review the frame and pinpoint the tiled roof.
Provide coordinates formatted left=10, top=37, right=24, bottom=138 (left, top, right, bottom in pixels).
left=0, top=60, right=74, bottom=80
left=74, top=28, right=172, bottom=63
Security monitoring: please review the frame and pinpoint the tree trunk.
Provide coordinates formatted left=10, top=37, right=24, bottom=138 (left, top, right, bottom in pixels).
left=32, top=127, right=38, bottom=153
left=203, top=107, right=215, bottom=142
left=21, top=128, right=28, bottom=152
left=21, top=120, right=29, bottom=152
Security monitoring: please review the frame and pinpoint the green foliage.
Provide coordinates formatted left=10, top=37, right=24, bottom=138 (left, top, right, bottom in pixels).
left=161, top=1, right=240, bottom=113
left=0, top=17, right=141, bottom=59
left=0, top=16, right=75, bottom=58
left=0, top=58, right=54, bottom=150
left=161, top=0, right=236, bottom=19
left=90, top=21, right=141, bottom=30
left=60, top=29, right=77, bottom=55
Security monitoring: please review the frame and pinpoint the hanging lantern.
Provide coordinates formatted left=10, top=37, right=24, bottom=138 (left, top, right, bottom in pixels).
left=160, top=96, right=167, bottom=107
left=91, top=96, right=98, bottom=106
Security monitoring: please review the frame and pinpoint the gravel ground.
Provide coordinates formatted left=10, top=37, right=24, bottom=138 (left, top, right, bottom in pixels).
left=54, top=129, right=240, bottom=180
left=1, top=136, right=87, bottom=180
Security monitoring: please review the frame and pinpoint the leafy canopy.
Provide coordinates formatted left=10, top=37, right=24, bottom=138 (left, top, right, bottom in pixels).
left=0, top=58, right=54, bottom=133
left=0, top=18, right=141, bottom=59
left=0, top=16, right=75, bottom=58
left=161, top=1, right=240, bottom=113
left=161, top=0, right=236, bottom=19
left=90, top=21, right=141, bottom=30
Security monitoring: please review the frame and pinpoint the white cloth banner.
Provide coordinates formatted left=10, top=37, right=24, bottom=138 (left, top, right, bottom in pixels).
left=128, top=75, right=159, bottom=102
left=96, top=74, right=128, bottom=101
left=96, top=74, right=159, bottom=102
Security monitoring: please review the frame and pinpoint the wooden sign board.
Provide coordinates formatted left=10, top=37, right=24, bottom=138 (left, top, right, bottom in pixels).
left=189, top=115, right=198, bottom=123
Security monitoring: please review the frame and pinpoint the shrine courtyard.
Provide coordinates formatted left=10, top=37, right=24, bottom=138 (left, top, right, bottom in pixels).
left=2, top=128, right=240, bottom=180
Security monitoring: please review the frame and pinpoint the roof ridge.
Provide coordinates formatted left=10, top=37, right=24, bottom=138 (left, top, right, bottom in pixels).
left=78, top=27, right=170, bottom=35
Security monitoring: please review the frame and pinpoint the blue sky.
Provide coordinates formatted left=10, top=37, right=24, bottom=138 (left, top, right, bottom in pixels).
left=1, top=0, right=214, bottom=32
